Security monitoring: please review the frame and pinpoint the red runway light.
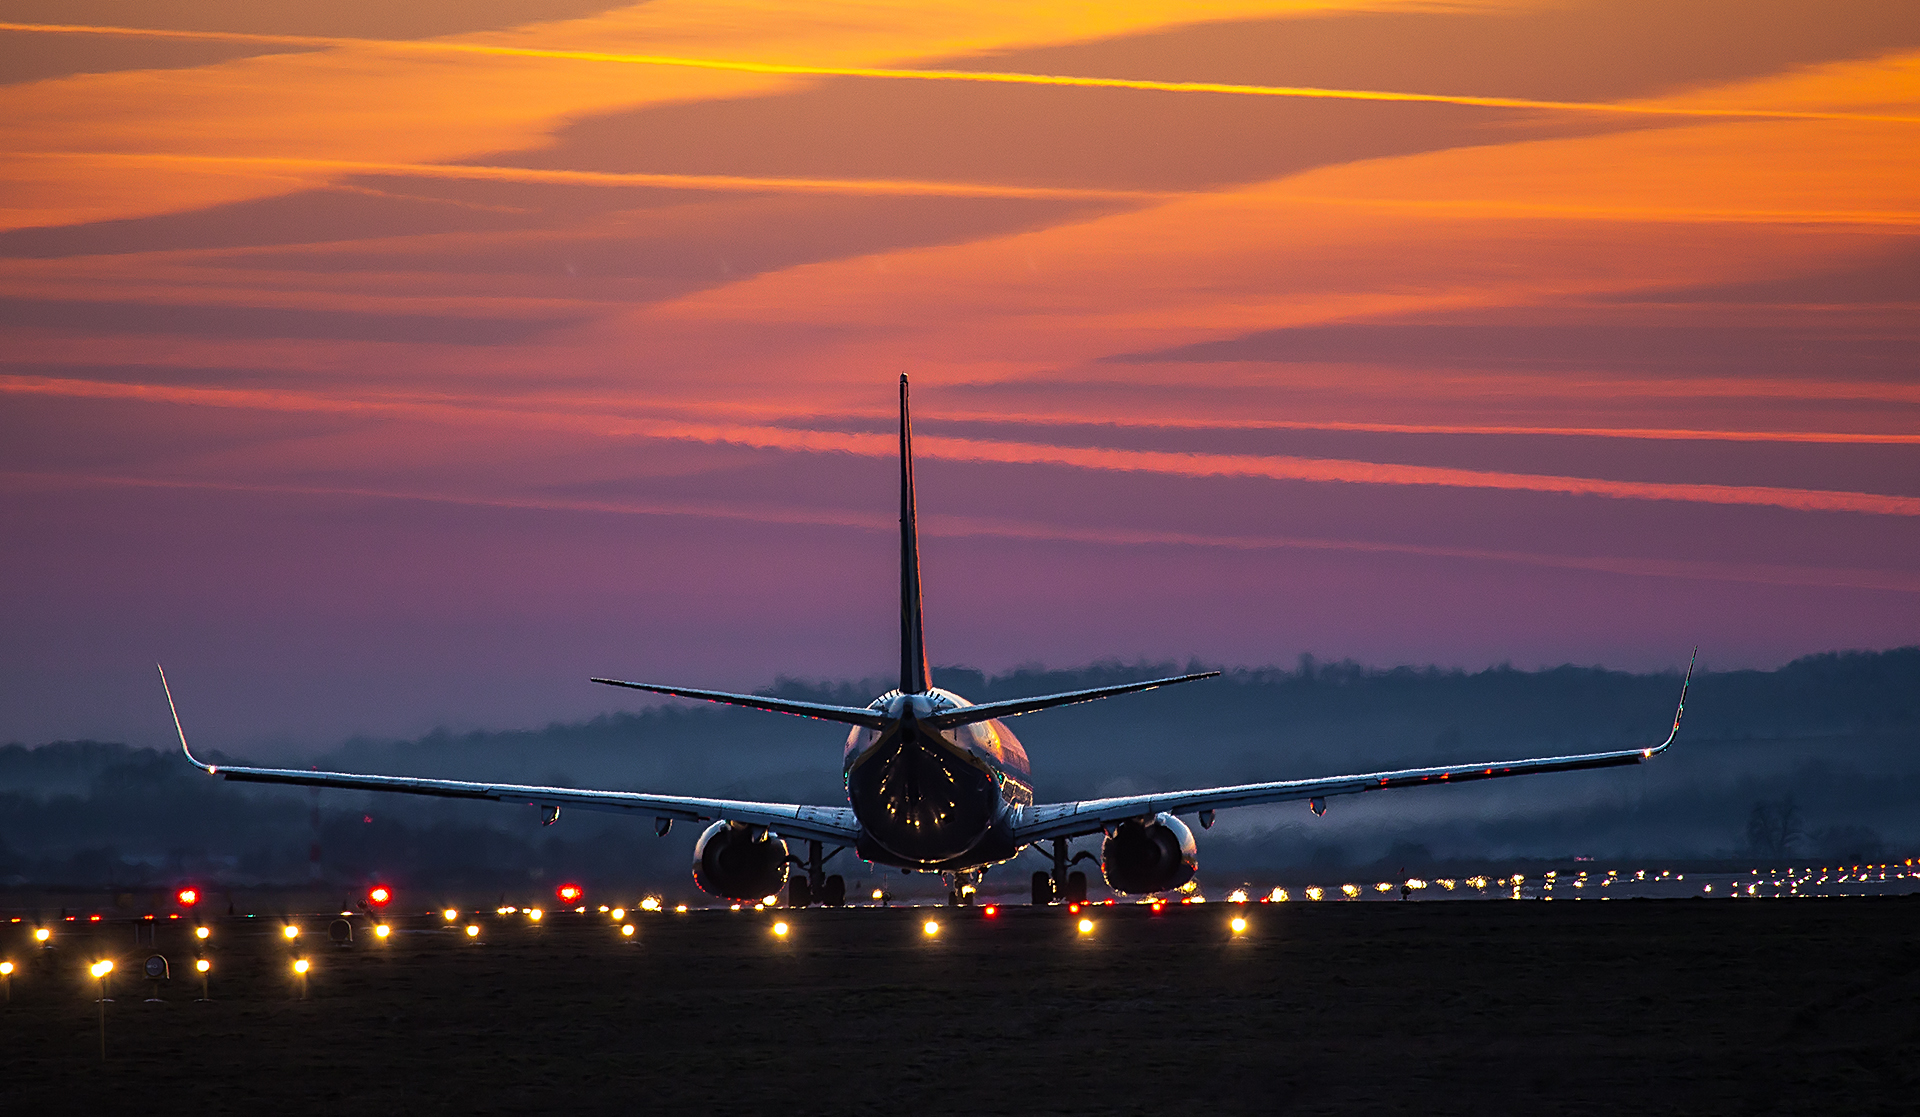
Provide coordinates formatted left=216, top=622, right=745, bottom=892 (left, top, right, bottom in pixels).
left=1068, top=903, right=1079, bottom=914
left=983, top=905, right=998, bottom=917
left=177, top=887, right=198, bottom=906
left=557, top=883, right=584, bottom=904
left=367, top=885, right=393, bottom=907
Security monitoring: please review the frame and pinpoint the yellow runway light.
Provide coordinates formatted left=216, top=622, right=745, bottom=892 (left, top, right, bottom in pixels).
left=91, top=960, right=113, bottom=978
left=1230, top=916, right=1248, bottom=934
left=761, top=894, right=778, bottom=906
left=464, top=924, right=480, bottom=938
left=34, top=928, right=51, bottom=943
left=374, top=924, right=391, bottom=939
left=292, top=958, right=309, bottom=974
left=674, top=905, right=688, bottom=914
left=443, top=908, right=460, bottom=922
left=194, top=926, right=210, bottom=940
left=195, top=959, right=210, bottom=973
left=639, top=897, right=661, bottom=912
left=610, top=908, right=626, bottom=920
left=281, top=924, right=299, bottom=940
left=1077, top=918, right=1095, bottom=934
left=922, top=920, right=939, bottom=937
left=772, top=921, right=789, bottom=937
left=527, top=909, right=543, bottom=922
left=620, top=924, right=635, bottom=937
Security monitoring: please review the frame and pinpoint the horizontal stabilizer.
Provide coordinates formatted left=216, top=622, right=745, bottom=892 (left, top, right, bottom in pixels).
left=928, top=671, right=1219, bottom=730
left=591, top=678, right=889, bottom=729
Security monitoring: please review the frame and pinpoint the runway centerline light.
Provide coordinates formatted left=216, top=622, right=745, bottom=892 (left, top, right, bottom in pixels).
left=923, top=920, right=939, bottom=937
left=464, top=924, right=480, bottom=938
left=1077, top=918, right=1094, bottom=935
left=374, top=924, right=391, bottom=939
left=620, top=924, right=635, bottom=937
left=772, top=921, right=789, bottom=937
left=281, top=924, right=299, bottom=940
left=1231, top=916, right=1249, bottom=934
left=195, top=959, right=210, bottom=973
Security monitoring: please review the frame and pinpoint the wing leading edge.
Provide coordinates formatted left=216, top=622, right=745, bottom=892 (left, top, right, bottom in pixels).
left=1015, top=651, right=1694, bottom=844
left=159, top=666, right=860, bottom=845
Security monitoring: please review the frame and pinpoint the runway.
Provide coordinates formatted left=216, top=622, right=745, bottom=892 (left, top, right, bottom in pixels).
left=3, top=896, right=1915, bottom=1114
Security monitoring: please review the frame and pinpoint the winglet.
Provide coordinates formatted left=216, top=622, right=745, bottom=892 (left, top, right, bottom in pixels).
left=1646, top=647, right=1695, bottom=757
left=157, top=664, right=217, bottom=773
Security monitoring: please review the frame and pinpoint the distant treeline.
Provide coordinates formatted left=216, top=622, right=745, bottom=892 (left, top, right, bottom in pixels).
left=3, top=648, right=1915, bottom=894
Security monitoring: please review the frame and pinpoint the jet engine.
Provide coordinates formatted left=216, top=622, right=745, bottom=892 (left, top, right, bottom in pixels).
left=1100, top=812, right=1198, bottom=895
left=691, top=821, right=790, bottom=900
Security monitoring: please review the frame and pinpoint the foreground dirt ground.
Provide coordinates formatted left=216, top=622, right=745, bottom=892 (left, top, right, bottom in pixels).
left=2, top=897, right=1915, bottom=1114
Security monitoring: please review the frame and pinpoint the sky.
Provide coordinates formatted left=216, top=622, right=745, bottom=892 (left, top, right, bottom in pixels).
left=2, top=0, right=1916, bottom=754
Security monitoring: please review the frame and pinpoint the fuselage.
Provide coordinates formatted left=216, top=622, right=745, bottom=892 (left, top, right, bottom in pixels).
left=844, top=688, right=1033, bottom=871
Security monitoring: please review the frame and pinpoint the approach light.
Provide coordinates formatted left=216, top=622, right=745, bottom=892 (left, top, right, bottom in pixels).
left=292, top=958, right=310, bottom=974
left=35, top=928, right=51, bottom=943
left=176, top=887, right=199, bottom=907
left=194, top=926, right=210, bottom=940
left=922, top=920, right=939, bottom=937
left=195, top=959, right=210, bottom=973
left=558, top=884, right=584, bottom=904
left=281, top=924, right=300, bottom=940
left=367, top=885, right=392, bottom=907
left=1231, top=916, right=1248, bottom=934
left=772, top=921, right=789, bottom=937
left=91, top=960, right=113, bottom=978
left=374, top=924, right=391, bottom=939
left=620, top=924, right=635, bottom=937
left=464, top=924, right=480, bottom=938
left=1077, top=918, right=1094, bottom=935
left=443, top=908, right=460, bottom=922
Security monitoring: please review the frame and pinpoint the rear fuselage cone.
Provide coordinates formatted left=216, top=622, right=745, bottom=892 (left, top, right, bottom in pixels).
left=844, top=688, right=1032, bottom=866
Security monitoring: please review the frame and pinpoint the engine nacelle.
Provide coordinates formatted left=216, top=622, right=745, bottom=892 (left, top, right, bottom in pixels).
left=1100, top=811, right=1198, bottom=895
left=691, top=821, right=790, bottom=901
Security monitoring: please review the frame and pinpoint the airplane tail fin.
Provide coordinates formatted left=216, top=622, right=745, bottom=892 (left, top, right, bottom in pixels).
left=900, top=373, right=930, bottom=695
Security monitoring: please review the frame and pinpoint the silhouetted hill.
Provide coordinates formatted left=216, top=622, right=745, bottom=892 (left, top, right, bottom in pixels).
left=3, top=649, right=1915, bottom=893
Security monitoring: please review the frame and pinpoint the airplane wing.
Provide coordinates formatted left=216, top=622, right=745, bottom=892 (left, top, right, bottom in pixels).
left=159, top=667, right=859, bottom=845
left=1015, top=652, right=1693, bottom=844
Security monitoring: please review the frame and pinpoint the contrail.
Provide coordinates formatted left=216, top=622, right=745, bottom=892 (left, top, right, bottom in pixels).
left=7, top=468, right=1915, bottom=594
left=12, top=151, right=1167, bottom=202
left=4, top=373, right=1916, bottom=518
left=5, top=21, right=1917, bottom=126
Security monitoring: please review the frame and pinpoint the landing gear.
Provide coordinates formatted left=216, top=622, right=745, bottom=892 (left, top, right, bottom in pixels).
left=789, top=840, right=847, bottom=907
left=1034, top=837, right=1098, bottom=905
left=944, top=871, right=981, bottom=907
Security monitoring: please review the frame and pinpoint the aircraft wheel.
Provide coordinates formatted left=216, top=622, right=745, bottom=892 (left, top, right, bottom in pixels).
left=788, top=877, right=812, bottom=908
left=1066, top=871, right=1088, bottom=904
left=823, top=874, right=846, bottom=907
left=1031, top=871, right=1054, bottom=906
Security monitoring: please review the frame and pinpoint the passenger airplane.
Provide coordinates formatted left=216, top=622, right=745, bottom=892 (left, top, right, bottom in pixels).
left=162, top=375, right=1691, bottom=907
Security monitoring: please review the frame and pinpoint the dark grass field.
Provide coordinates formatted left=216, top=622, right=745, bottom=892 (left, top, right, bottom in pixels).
left=3, top=898, right=1916, bottom=1115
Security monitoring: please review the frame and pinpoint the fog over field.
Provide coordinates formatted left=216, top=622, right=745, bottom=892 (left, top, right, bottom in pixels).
left=3, top=649, right=1914, bottom=894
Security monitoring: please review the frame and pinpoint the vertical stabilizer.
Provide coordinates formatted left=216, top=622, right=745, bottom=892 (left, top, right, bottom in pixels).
left=899, top=374, right=931, bottom=694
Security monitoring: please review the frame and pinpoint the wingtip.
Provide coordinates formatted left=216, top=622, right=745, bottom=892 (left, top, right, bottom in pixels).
left=157, top=663, right=216, bottom=774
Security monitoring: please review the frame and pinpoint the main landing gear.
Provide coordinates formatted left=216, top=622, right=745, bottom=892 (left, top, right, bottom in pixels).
left=943, top=870, right=982, bottom=907
left=1030, top=837, right=1092, bottom=906
left=786, top=840, right=847, bottom=908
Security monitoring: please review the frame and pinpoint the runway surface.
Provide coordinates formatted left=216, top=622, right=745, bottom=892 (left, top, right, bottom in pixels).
left=3, top=898, right=1915, bottom=1114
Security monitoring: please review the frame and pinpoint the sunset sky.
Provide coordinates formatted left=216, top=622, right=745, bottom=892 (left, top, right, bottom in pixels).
left=3, top=0, right=1916, bottom=752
